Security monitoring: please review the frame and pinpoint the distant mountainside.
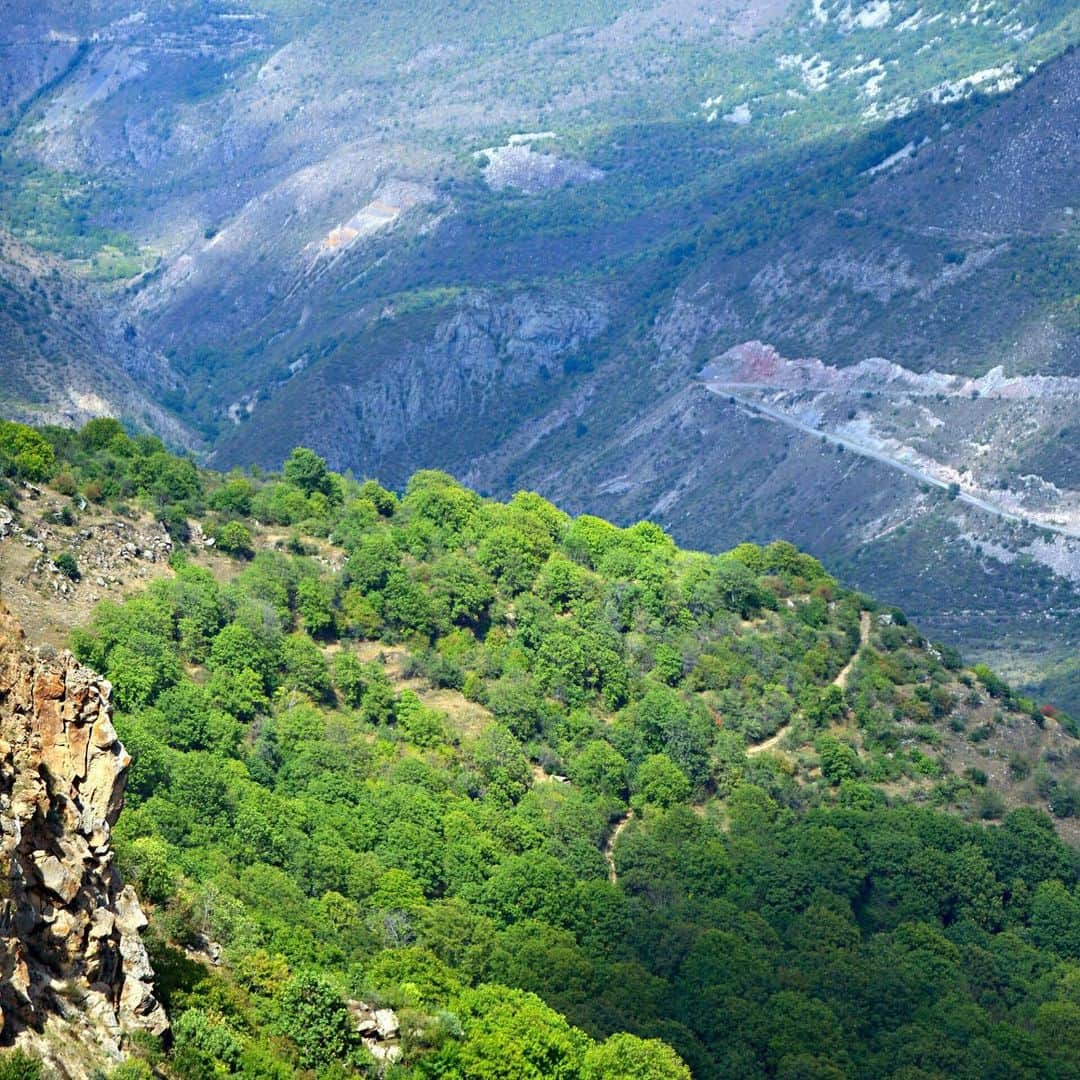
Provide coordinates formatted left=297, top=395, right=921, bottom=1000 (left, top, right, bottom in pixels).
left=0, top=0, right=1077, bottom=707
left=0, top=231, right=194, bottom=442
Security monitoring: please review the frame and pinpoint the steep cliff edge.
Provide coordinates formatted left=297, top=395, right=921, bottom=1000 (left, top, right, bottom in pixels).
left=0, top=602, right=167, bottom=1072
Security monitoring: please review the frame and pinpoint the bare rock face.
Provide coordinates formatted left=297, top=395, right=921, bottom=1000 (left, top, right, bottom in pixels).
left=0, top=602, right=168, bottom=1064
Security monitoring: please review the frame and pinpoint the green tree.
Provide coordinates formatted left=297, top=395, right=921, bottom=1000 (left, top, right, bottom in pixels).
left=477, top=525, right=544, bottom=594
left=691, top=556, right=766, bottom=619
left=366, top=946, right=463, bottom=1007
left=482, top=854, right=573, bottom=926
left=156, top=681, right=213, bottom=750
left=582, top=1033, right=691, bottom=1080
left=402, top=470, right=481, bottom=545
left=282, top=447, right=332, bottom=497
left=296, top=577, right=335, bottom=637
left=628, top=686, right=713, bottom=789
left=1034, top=1000, right=1080, bottom=1069
left=357, top=479, right=398, bottom=516
left=214, top=520, right=254, bottom=558
left=331, top=651, right=368, bottom=706
left=281, top=633, right=331, bottom=700
left=170, top=752, right=231, bottom=824
left=115, top=713, right=171, bottom=799
left=563, top=515, right=621, bottom=568
left=379, top=570, right=435, bottom=636
left=209, top=476, right=255, bottom=516
left=431, top=553, right=495, bottom=625
left=345, top=531, right=401, bottom=592
left=485, top=674, right=554, bottom=740
left=256, top=482, right=311, bottom=524
left=120, top=834, right=178, bottom=904
left=633, top=754, right=691, bottom=809
left=360, top=666, right=397, bottom=725
left=143, top=453, right=202, bottom=503
left=208, top=622, right=277, bottom=688
left=105, top=635, right=181, bottom=710
left=396, top=691, right=449, bottom=748
left=571, top=740, right=629, bottom=799
left=0, top=421, right=55, bottom=481
left=275, top=972, right=355, bottom=1069
left=815, top=736, right=860, bottom=785
left=207, top=666, right=268, bottom=720
left=802, top=684, right=846, bottom=729
left=652, top=644, right=684, bottom=686
left=79, top=417, right=127, bottom=451
left=448, top=985, right=591, bottom=1079
left=1031, top=880, right=1080, bottom=959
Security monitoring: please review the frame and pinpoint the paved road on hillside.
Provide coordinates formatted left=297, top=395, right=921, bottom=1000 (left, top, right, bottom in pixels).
left=702, top=382, right=1080, bottom=541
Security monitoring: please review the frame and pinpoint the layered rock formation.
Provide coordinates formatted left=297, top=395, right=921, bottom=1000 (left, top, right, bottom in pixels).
left=0, top=602, right=167, bottom=1065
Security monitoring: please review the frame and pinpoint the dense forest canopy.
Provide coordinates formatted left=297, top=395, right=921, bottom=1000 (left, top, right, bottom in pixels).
left=2, top=419, right=1080, bottom=1079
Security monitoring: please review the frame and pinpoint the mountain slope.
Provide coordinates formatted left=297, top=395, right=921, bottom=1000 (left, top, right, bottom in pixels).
left=458, top=48, right=1080, bottom=708
left=0, top=0, right=1077, bottom=708
left=0, top=231, right=195, bottom=442
left=4, top=430, right=1080, bottom=1077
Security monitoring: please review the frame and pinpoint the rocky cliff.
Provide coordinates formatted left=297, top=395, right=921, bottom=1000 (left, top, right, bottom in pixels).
left=0, top=602, right=167, bottom=1072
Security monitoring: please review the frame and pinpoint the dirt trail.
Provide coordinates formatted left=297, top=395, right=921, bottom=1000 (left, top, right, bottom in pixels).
left=834, top=610, right=871, bottom=690
left=747, top=610, right=870, bottom=756
left=746, top=725, right=789, bottom=757
left=604, top=810, right=634, bottom=884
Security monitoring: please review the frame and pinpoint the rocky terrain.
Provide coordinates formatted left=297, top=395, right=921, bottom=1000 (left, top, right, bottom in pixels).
left=701, top=340, right=1080, bottom=541
left=0, top=602, right=167, bottom=1076
left=0, top=488, right=178, bottom=651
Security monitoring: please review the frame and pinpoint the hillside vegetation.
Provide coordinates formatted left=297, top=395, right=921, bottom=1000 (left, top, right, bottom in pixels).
left=1, top=0, right=1078, bottom=720
left=2, top=421, right=1080, bottom=1078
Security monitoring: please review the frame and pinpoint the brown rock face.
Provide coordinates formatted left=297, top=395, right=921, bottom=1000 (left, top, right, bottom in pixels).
left=0, top=602, right=168, bottom=1056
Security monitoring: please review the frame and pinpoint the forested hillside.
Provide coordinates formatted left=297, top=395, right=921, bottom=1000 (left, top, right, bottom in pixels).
left=1, top=0, right=1078, bottom=716
left=2, top=420, right=1080, bottom=1078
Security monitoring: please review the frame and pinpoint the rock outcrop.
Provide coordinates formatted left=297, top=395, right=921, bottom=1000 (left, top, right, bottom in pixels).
left=0, top=602, right=167, bottom=1066
left=349, top=1000, right=402, bottom=1067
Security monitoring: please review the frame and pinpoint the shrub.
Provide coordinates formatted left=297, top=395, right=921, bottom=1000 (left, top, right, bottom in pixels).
left=978, top=789, right=1007, bottom=820
left=1050, top=786, right=1078, bottom=819
left=1008, top=754, right=1032, bottom=781
left=108, top=1060, right=153, bottom=1080
left=54, top=552, right=80, bottom=580
left=214, top=521, right=254, bottom=558
left=0, top=1050, right=43, bottom=1080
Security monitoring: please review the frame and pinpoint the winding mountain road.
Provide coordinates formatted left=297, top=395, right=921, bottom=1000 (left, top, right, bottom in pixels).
left=702, top=384, right=1080, bottom=541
